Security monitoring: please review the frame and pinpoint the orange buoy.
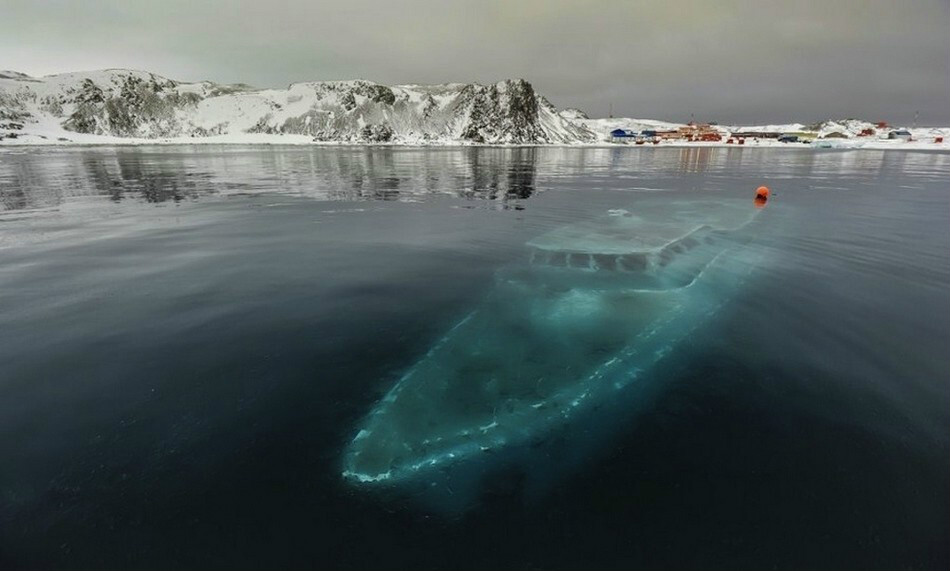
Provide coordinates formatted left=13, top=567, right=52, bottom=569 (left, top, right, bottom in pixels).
left=754, top=185, right=770, bottom=209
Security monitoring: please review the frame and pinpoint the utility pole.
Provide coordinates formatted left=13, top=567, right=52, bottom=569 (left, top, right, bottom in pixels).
left=609, top=103, right=613, bottom=119
left=913, top=110, right=919, bottom=129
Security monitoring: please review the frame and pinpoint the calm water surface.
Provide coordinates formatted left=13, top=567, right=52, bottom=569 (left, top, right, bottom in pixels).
left=0, top=146, right=948, bottom=570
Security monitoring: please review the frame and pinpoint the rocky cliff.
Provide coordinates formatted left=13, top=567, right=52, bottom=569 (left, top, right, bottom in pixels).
left=0, top=69, right=595, bottom=144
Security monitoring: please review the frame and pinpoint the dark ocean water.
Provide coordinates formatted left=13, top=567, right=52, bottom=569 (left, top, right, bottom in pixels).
left=0, top=146, right=947, bottom=570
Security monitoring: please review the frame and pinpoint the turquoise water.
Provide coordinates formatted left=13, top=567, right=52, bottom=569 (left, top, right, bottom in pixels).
left=0, top=147, right=947, bottom=569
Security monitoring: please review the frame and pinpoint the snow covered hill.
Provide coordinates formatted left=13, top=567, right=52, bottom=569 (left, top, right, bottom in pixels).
left=2, top=69, right=946, bottom=148
left=0, top=69, right=595, bottom=145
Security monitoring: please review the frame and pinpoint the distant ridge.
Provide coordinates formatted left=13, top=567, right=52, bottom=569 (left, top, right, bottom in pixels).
left=0, top=69, right=594, bottom=144
left=1, top=69, right=946, bottom=147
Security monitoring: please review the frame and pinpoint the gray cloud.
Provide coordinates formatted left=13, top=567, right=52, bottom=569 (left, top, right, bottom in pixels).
left=3, top=0, right=948, bottom=124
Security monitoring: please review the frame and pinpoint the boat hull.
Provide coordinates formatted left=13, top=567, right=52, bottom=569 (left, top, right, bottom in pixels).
left=342, top=198, right=768, bottom=510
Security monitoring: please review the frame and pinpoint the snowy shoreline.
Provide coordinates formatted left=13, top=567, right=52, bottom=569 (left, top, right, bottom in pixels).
left=2, top=136, right=948, bottom=152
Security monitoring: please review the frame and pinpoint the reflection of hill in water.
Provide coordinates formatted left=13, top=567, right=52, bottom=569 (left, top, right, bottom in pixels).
left=3, top=147, right=949, bottom=212
left=0, top=147, right=544, bottom=211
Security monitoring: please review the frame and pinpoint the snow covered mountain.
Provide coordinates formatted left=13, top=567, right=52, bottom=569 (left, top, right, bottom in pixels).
left=0, top=69, right=595, bottom=144
left=3, top=69, right=945, bottom=148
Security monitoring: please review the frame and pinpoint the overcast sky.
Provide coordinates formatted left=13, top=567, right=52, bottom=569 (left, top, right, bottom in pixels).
left=3, top=0, right=948, bottom=124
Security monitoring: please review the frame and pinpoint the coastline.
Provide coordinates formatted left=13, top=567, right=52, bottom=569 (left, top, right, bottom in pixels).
left=2, top=125, right=949, bottom=152
left=4, top=138, right=948, bottom=151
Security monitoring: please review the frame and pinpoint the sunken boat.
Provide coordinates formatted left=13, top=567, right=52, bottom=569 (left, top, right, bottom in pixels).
left=342, top=195, right=769, bottom=507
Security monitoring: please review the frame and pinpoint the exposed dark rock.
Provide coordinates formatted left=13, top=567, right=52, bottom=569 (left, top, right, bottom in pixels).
left=356, top=83, right=396, bottom=105
left=62, top=74, right=202, bottom=137
left=359, top=124, right=394, bottom=142
left=340, top=92, right=357, bottom=112
left=461, top=79, right=546, bottom=143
